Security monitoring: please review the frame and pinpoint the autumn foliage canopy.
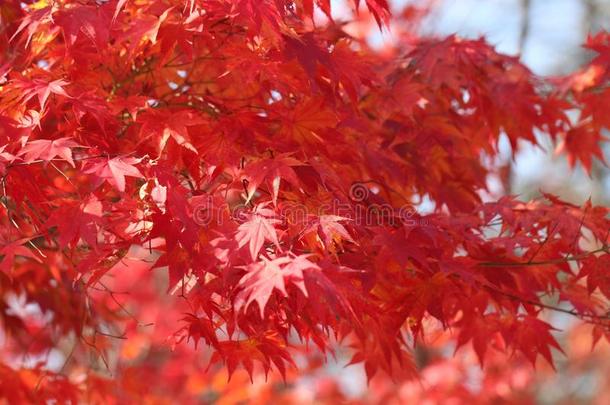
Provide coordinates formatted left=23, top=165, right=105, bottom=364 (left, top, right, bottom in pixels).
left=0, top=0, right=610, bottom=403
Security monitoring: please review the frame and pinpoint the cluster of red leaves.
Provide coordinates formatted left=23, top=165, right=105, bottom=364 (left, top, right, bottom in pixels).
left=0, top=0, right=609, bottom=402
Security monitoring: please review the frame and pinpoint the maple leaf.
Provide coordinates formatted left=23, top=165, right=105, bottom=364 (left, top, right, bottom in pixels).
left=502, top=316, right=563, bottom=368
left=46, top=195, right=104, bottom=248
left=137, top=109, right=204, bottom=154
left=556, top=124, right=607, bottom=174
left=9, top=6, right=54, bottom=48
left=301, top=215, right=354, bottom=250
left=210, top=331, right=295, bottom=381
left=108, top=95, right=149, bottom=121
left=235, top=254, right=316, bottom=317
left=283, top=33, right=332, bottom=85
left=83, top=156, right=144, bottom=192
left=232, top=0, right=286, bottom=40
left=17, top=137, right=80, bottom=167
left=455, top=310, right=501, bottom=366
left=243, top=154, right=303, bottom=205
left=585, top=31, right=610, bottom=68
left=54, top=5, right=110, bottom=50
left=0, top=238, right=42, bottom=275
left=69, top=90, right=117, bottom=132
left=180, top=313, right=220, bottom=349
left=582, top=254, right=610, bottom=299
left=347, top=336, right=417, bottom=381
left=235, top=205, right=282, bottom=260
left=365, top=0, right=391, bottom=27
left=115, top=7, right=172, bottom=58
left=278, top=97, right=337, bottom=143
left=13, top=78, right=70, bottom=110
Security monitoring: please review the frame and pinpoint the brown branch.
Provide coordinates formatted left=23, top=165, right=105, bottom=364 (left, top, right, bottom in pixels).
left=518, top=0, right=531, bottom=55
left=477, top=246, right=608, bottom=267
left=485, top=285, right=610, bottom=325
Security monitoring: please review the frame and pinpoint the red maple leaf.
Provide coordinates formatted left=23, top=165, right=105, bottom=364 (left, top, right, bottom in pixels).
left=12, top=78, right=70, bottom=110
left=17, top=137, right=80, bottom=167
left=235, top=204, right=282, bottom=260
left=557, top=123, right=607, bottom=174
left=243, top=154, right=303, bottom=206
left=82, top=156, right=144, bottom=192
left=235, top=254, right=317, bottom=317
left=0, top=238, right=42, bottom=275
